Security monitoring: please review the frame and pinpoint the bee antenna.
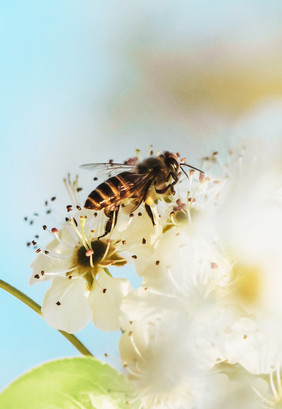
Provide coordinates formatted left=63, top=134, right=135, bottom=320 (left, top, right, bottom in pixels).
left=180, top=163, right=204, bottom=174
left=180, top=165, right=190, bottom=179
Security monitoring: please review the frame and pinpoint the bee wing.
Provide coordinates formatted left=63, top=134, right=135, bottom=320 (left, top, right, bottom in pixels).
left=80, top=163, right=136, bottom=180
left=120, top=172, right=154, bottom=214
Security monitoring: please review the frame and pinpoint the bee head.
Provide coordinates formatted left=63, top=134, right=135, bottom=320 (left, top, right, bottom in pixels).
left=161, top=151, right=180, bottom=174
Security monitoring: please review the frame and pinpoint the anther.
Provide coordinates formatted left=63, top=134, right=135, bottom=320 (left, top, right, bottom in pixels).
left=210, top=262, right=218, bottom=269
left=132, top=255, right=137, bottom=259
left=45, top=200, right=48, bottom=206
left=77, top=187, right=83, bottom=192
left=104, top=353, right=108, bottom=357
left=33, top=212, right=39, bottom=216
left=93, top=177, right=98, bottom=181
left=129, top=213, right=134, bottom=218
left=26, top=242, right=31, bottom=247
left=32, top=240, right=37, bottom=245
left=94, top=212, right=97, bottom=217
left=65, top=217, right=69, bottom=222
left=155, top=260, right=160, bottom=266
left=46, top=210, right=51, bottom=214
left=51, top=196, right=56, bottom=201
left=34, top=274, right=40, bottom=279
left=76, top=205, right=81, bottom=210
left=199, top=172, right=205, bottom=182
left=41, top=271, right=45, bottom=276
left=73, top=218, right=78, bottom=227
left=85, top=249, right=94, bottom=257
left=24, top=217, right=28, bottom=221
left=68, top=276, right=72, bottom=279
left=43, top=225, right=47, bottom=230
left=35, top=248, right=41, bottom=253
left=29, top=220, right=34, bottom=225
left=51, top=227, right=58, bottom=233
left=35, top=235, right=39, bottom=239
left=103, top=288, right=107, bottom=293
left=138, top=212, right=142, bottom=216
left=142, top=238, right=146, bottom=244
left=122, top=240, right=127, bottom=245
left=44, top=250, right=49, bottom=255
left=56, top=301, right=61, bottom=306
left=66, top=205, right=72, bottom=212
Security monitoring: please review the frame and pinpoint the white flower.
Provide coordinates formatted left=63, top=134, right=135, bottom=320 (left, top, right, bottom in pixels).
left=30, top=209, right=132, bottom=333
left=196, top=365, right=267, bottom=409
left=252, top=365, right=282, bottom=409
left=206, top=140, right=282, bottom=367
left=119, top=320, right=202, bottom=409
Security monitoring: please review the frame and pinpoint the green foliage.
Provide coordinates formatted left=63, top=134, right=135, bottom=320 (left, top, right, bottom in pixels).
left=0, top=357, right=139, bottom=409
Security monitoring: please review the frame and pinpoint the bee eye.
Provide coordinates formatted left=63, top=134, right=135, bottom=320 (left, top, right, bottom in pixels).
left=168, top=158, right=179, bottom=171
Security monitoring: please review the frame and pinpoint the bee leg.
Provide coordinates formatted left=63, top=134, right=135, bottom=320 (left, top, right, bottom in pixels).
left=98, top=217, right=113, bottom=239
left=145, top=203, right=155, bottom=226
left=156, top=173, right=178, bottom=194
left=113, top=205, right=120, bottom=227
left=98, top=206, right=120, bottom=239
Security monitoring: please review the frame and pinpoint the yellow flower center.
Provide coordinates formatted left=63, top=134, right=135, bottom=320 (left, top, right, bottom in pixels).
left=232, top=263, right=262, bottom=306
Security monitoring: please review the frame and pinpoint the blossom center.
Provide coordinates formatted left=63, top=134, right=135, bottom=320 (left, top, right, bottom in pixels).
left=77, top=240, right=107, bottom=267
left=232, top=263, right=262, bottom=306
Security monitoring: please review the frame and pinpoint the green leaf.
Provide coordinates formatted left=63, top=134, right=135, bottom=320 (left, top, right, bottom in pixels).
left=0, top=357, right=139, bottom=409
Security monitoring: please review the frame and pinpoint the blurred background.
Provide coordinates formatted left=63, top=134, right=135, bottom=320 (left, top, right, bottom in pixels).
left=1, top=0, right=282, bottom=390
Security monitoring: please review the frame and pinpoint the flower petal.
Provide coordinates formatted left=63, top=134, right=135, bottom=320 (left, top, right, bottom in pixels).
left=42, top=276, right=92, bottom=333
left=89, top=270, right=132, bottom=332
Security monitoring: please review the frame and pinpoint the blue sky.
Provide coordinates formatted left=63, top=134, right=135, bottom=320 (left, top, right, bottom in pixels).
left=1, top=0, right=282, bottom=390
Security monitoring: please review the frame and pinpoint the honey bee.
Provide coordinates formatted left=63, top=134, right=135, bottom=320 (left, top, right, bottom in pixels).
left=81, top=151, right=203, bottom=238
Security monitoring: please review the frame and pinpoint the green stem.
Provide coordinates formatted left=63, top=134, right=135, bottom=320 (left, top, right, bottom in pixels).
left=0, top=279, right=93, bottom=357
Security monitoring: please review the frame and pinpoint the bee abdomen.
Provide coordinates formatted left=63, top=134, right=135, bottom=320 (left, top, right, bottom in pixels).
left=84, top=172, right=131, bottom=210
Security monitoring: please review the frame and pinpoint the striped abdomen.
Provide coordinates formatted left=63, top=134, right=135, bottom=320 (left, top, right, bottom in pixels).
left=84, top=172, right=136, bottom=210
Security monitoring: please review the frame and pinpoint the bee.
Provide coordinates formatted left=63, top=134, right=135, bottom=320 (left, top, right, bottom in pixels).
left=81, top=151, right=203, bottom=238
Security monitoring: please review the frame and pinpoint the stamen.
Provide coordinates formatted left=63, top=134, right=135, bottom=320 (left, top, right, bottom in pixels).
left=129, top=333, right=143, bottom=359
left=270, top=371, right=279, bottom=401
left=252, top=386, right=273, bottom=406
left=42, top=267, right=76, bottom=276
left=277, top=364, right=282, bottom=395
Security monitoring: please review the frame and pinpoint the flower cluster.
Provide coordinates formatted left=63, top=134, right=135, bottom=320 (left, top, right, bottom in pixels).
left=29, top=142, right=282, bottom=408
